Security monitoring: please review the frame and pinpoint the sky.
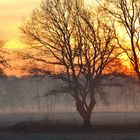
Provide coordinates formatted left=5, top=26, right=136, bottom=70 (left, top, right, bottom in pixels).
left=0, top=0, right=93, bottom=48
left=0, top=0, right=41, bottom=76
left=0, top=0, right=97, bottom=77
left=0, top=0, right=132, bottom=77
left=0, top=0, right=40, bottom=49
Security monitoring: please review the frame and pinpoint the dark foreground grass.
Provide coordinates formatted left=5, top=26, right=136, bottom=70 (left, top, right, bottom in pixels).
left=0, top=120, right=140, bottom=140
left=0, top=112, right=140, bottom=139
left=5, top=119, right=140, bottom=134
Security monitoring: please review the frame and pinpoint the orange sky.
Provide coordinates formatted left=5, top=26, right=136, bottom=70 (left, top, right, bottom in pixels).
left=0, top=0, right=133, bottom=77
left=0, top=0, right=40, bottom=49
left=0, top=0, right=93, bottom=49
left=0, top=0, right=41, bottom=76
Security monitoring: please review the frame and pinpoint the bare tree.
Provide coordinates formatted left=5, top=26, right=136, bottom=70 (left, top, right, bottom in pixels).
left=21, top=0, right=120, bottom=127
left=100, top=0, right=140, bottom=80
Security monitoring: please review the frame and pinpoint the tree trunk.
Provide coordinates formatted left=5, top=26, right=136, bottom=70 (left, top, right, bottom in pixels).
left=82, top=113, right=92, bottom=127
left=130, top=35, right=140, bottom=80
left=76, top=98, right=95, bottom=128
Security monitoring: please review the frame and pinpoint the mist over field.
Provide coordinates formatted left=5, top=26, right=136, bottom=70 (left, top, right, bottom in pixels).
left=0, top=75, right=139, bottom=126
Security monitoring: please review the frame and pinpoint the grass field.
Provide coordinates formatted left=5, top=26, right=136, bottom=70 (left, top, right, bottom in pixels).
left=0, top=112, right=139, bottom=139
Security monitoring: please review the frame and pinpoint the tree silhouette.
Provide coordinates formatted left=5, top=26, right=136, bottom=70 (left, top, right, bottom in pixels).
left=100, top=0, right=140, bottom=80
left=21, top=0, right=120, bottom=127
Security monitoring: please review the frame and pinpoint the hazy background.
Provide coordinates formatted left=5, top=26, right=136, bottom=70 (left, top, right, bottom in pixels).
left=0, top=76, right=139, bottom=125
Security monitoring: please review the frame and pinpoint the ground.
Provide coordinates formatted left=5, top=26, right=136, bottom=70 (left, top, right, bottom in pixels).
left=1, top=121, right=140, bottom=140
left=0, top=112, right=139, bottom=139
left=0, top=132, right=140, bottom=140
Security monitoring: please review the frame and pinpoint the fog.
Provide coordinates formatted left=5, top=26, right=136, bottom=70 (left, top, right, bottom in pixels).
left=0, top=75, right=139, bottom=114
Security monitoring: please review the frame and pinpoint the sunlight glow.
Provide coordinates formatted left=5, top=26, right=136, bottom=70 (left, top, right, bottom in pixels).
left=5, top=39, right=26, bottom=49
left=0, top=0, right=135, bottom=76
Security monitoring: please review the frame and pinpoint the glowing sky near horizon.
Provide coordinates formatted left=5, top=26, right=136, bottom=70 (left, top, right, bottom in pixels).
left=0, top=0, right=98, bottom=76
left=0, top=0, right=40, bottom=49
left=0, top=0, right=95, bottom=49
left=0, top=0, right=132, bottom=77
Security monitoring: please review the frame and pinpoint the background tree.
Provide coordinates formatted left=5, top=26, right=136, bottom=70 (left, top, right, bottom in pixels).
left=0, top=40, right=8, bottom=76
left=100, top=0, right=140, bottom=80
left=21, top=0, right=120, bottom=127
